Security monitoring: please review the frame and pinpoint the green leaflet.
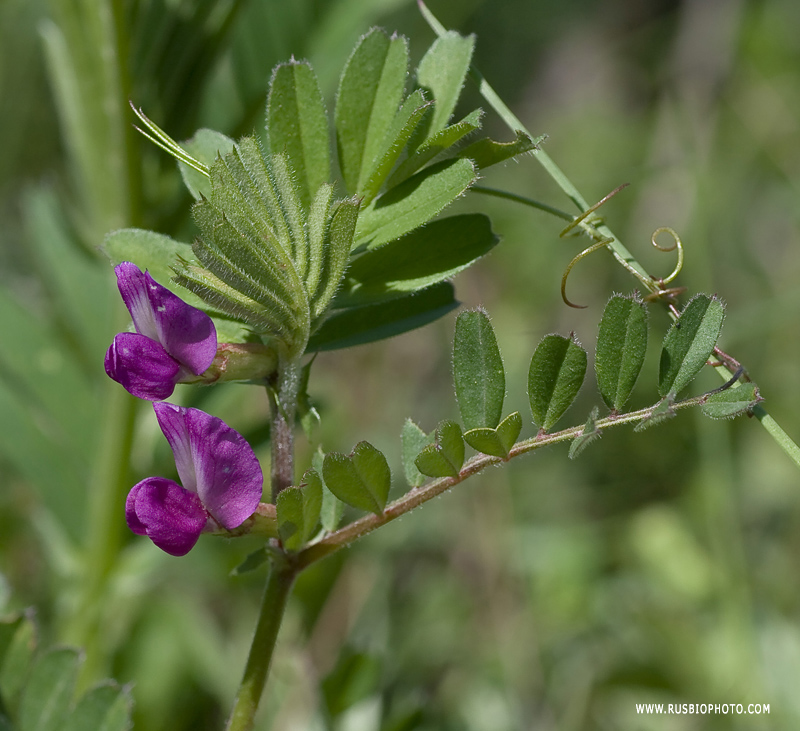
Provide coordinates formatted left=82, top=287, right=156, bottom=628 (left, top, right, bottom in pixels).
left=336, top=28, right=409, bottom=195
left=267, top=60, right=331, bottom=210
left=702, top=383, right=762, bottom=420
left=179, top=128, right=235, bottom=200
left=19, top=648, right=80, bottom=731
left=415, top=420, right=465, bottom=477
left=359, top=89, right=431, bottom=206
left=308, top=195, right=361, bottom=321
left=569, top=407, right=601, bottom=459
left=659, top=294, right=725, bottom=397
left=337, top=214, right=498, bottom=308
left=0, top=612, right=36, bottom=717
left=323, top=441, right=391, bottom=515
left=528, top=334, right=587, bottom=432
left=307, top=282, right=458, bottom=352
left=463, top=411, right=522, bottom=460
left=401, top=419, right=432, bottom=487
left=61, top=683, right=132, bottom=731
left=354, top=158, right=478, bottom=251
left=387, top=109, right=483, bottom=187
left=277, top=469, right=323, bottom=551
left=457, top=130, right=537, bottom=169
left=595, top=294, right=648, bottom=411
left=414, top=30, right=475, bottom=141
left=453, top=309, right=506, bottom=430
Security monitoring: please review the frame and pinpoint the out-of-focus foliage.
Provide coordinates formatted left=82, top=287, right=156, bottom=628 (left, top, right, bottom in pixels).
left=2, top=0, right=800, bottom=730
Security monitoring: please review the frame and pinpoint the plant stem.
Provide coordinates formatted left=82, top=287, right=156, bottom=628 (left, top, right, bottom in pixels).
left=225, top=360, right=301, bottom=729
left=268, top=359, right=300, bottom=502
left=225, top=561, right=297, bottom=731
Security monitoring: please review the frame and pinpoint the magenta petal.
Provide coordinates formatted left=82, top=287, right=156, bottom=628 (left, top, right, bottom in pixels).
left=126, top=476, right=207, bottom=556
left=115, top=262, right=160, bottom=341
left=153, top=403, right=263, bottom=529
left=105, top=332, right=180, bottom=401
left=114, top=262, right=217, bottom=376
left=143, top=270, right=217, bottom=375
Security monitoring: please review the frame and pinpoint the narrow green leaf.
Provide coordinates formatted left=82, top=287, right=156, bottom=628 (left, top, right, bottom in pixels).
left=323, top=442, right=391, bottom=515
left=268, top=60, right=330, bottom=210
left=453, top=309, right=505, bottom=430
left=354, top=158, right=477, bottom=251
left=307, top=282, right=458, bottom=352
left=309, top=196, right=360, bottom=320
left=387, top=109, right=483, bottom=187
left=569, top=407, right=601, bottom=459
left=659, top=294, right=725, bottom=396
left=635, top=393, right=676, bottom=432
left=457, top=130, right=536, bottom=169
left=337, top=214, right=498, bottom=308
left=463, top=412, right=521, bottom=459
left=179, top=128, right=235, bottom=200
left=702, top=383, right=762, bottom=420
left=595, top=294, right=649, bottom=411
left=401, top=419, right=431, bottom=487
left=360, top=90, right=431, bottom=206
left=19, top=648, right=80, bottom=731
left=415, top=420, right=464, bottom=477
left=63, top=682, right=132, bottom=731
left=528, top=334, right=587, bottom=431
left=414, top=30, right=475, bottom=139
left=0, top=612, right=36, bottom=716
left=336, top=29, right=408, bottom=194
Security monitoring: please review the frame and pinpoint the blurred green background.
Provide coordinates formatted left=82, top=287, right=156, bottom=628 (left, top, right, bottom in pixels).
left=2, top=0, right=800, bottom=729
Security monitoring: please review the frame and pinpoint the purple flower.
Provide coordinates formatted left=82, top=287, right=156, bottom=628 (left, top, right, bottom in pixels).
left=105, top=262, right=217, bottom=400
left=126, top=403, right=263, bottom=556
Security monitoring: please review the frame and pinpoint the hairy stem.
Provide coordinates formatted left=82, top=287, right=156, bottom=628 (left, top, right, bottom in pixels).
left=269, top=359, right=300, bottom=502
left=225, top=560, right=297, bottom=731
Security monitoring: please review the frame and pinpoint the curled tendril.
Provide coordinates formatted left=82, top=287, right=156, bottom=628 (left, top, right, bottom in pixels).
left=650, top=227, right=684, bottom=284
left=559, top=183, right=630, bottom=238
left=561, top=238, right=613, bottom=309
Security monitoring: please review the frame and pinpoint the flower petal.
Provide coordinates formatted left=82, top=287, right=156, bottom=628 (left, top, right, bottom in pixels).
left=125, top=476, right=207, bottom=556
left=115, top=262, right=160, bottom=341
left=115, top=262, right=217, bottom=375
left=105, top=332, right=180, bottom=401
left=153, top=403, right=263, bottom=529
left=153, top=401, right=198, bottom=493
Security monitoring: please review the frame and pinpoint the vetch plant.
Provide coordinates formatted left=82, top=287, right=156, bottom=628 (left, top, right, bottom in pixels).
left=3, top=3, right=799, bottom=730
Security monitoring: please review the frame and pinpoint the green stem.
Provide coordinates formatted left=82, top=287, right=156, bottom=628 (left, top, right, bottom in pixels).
left=225, top=561, right=297, bottom=731
left=752, top=404, right=800, bottom=470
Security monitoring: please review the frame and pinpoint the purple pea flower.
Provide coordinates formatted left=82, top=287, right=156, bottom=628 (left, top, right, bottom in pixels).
left=105, top=262, right=217, bottom=401
left=126, top=402, right=263, bottom=556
